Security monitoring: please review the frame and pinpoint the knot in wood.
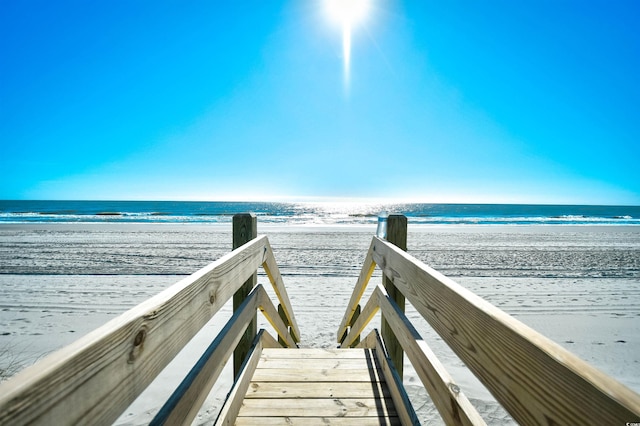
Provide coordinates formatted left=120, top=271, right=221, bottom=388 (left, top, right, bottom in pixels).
left=129, top=328, right=148, bottom=363
left=134, top=329, right=146, bottom=347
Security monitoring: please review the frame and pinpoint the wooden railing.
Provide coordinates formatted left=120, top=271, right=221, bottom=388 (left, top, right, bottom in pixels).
left=150, top=284, right=295, bottom=425
left=4, top=212, right=639, bottom=425
left=0, top=217, right=299, bottom=425
left=338, top=231, right=640, bottom=425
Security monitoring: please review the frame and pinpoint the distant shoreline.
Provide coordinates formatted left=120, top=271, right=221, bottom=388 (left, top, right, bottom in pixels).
left=1, top=200, right=639, bottom=226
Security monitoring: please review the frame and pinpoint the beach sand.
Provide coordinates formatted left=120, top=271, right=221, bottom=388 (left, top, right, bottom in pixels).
left=1, top=223, right=639, bottom=424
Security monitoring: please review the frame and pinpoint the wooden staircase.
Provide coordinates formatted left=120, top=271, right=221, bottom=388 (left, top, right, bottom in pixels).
left=233, top=348, right=400, bottom=425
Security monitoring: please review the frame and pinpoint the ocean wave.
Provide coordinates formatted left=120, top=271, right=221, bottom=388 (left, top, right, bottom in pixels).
left=1, top=211, right=638, bottom=226
left=1, top=201, right=638, bottom=226
left=411, top=215, right=640, bottom=225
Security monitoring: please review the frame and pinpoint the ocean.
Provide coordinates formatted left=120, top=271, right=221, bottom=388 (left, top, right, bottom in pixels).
left=1, top=200, right=639, bottom=225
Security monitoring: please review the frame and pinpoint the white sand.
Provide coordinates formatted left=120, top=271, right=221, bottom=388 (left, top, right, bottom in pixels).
left=1, top=223, right=639, bottom=424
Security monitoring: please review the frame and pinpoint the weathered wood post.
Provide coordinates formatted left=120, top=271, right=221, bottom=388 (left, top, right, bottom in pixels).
left=233, top=213, right=258, bottom=378
left=381, top=214, right=407, bottom=378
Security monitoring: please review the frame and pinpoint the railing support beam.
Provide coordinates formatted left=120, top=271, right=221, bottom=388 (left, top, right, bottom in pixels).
left=349, top=304, right=361, bottom=347
left=381, top=214, right=407, bottom=379
left=277, top=304, right=288, bottom=347
left=233, top=213, right=258, bottom=378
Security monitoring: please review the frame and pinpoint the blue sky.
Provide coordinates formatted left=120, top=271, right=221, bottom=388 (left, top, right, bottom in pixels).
left=1, top=1, right=639, bottom=204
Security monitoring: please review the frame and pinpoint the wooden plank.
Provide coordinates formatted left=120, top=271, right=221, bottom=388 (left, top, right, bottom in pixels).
left=0, top=235, right=270, bottom=426
left=245, top=381, right=392, bottom=399
left=257, top=289, right=297, bottom=348
left=256, top=358, right=372, bottom=370
left=349, top=304, right=361, bottom=346
left=344, top=285, right=484, bottom=424
left=356, top=329, right=379, bottom=350
left=337, top=238, right=377, bottom=342
left=380, top=215, right=407, bottom=379
left=151, top=286, right=262, bottom=425
left=372, top=330, right=421, bottom=426
left=238, top=349, right=399, bottom=424
left=261, top=348, right=369, bottom=359
left=376, top=284, right=485, bottom=425
left=237, top=398, right=397, bottom=417
left=376, top=284, right=486, bottom=425
left=232, top=214, right=258, bottom=378
left=236, top=417, right=401, bottom=425
left=341, top=285, right=379, bottom=348
left=214, top=331, right=267, bottom=426
left=371, top=236, right=640, bottom=424
left=262, top=238, right=301, bottom=342
left=251, top=368, right=385, bottom=383
left=260, top=329, right=282, bottom=349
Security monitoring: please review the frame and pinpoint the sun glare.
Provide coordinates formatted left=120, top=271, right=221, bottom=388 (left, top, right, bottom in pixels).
left=326, top=0, right=369, bottom=24
left=326, top=0, right=370, bottom=89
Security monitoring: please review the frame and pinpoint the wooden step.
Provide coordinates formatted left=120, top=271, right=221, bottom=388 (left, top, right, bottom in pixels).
left=234, top=348, right=402, bottom=425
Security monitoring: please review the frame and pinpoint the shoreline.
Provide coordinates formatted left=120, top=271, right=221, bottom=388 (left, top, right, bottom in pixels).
left=2, top=221, right=639, bottom=231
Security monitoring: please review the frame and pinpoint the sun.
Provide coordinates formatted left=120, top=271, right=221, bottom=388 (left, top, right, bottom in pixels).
left=326, top=0, right=369, bottom=25
left=325, top=0, right=370, bottom=88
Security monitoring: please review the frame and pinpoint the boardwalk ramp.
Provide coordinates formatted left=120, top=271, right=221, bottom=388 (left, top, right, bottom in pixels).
left=226, top=347, right=406, bottom=425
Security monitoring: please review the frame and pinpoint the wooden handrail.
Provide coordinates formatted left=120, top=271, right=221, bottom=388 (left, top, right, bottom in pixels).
left=366, top=329, right=421, bottom=425
left=150, top=284, right=295, bottom=425
left=151, top=284, right=264, bottom=425
left=0, top=234, right=299, bottom=425
left=336, top=237, right=376, bottom=342
left=338, top=236, right=640, bottom=424
left=214, top=331, right=281, bottom=426
left=262, top=237, right=301, bottom=343
left=343, top=283, right=485, bottom=425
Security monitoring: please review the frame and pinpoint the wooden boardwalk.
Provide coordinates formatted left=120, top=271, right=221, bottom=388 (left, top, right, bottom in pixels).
left=234, top=348, right=401, bottom=425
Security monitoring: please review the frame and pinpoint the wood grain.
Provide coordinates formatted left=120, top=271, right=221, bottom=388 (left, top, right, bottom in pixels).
left=236, top=348, right=400, bottom=425
left=244, top=381, right=392, bottom=399
left=341, top=284, right=379, bottom=348
left=0, top=236, right=269, bottom=425
left=356, top=329, right=380, bottom=350
left=261, top=348, right=369, bottom=359
left=257, top=287, right=297, bottom=348
left=232, top=214, right=258, bottom=378
left=215, top=331, right=270, bottom=426
left=371, top=330, right=420, bottom=425
left=251, top=367, right=385, bottom=383
left=255, top=358, right=371, bottom=370
left=152, top=286, right=262, bottom=425
left=238, top=398, right=397, bottom=417
left=347, top=285, right=483, bottom=425
left=380, top=214, right=407, bottom=379
left=376, top=284, right=486, bottom=426
left=262, top=237, right=301, bottom=342
left=371, top=236, right=640, bottom=424
left=337, top=238, right=376, bottom=342
left=235, top=417, right=401, bottom=425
